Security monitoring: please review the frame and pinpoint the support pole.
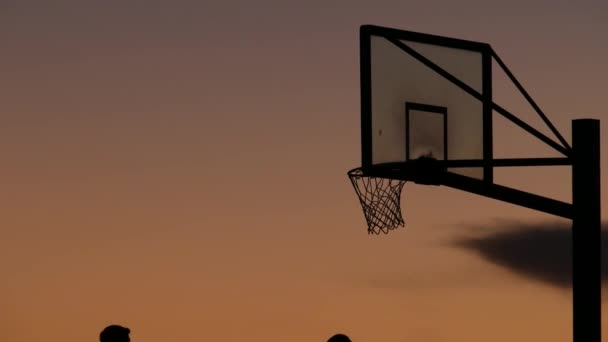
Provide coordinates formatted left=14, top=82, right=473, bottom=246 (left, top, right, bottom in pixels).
left=572, top=119, right=601, bottom=342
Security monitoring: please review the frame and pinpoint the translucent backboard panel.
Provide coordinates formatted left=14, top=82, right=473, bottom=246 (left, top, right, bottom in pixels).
left=367, top=32, right=489, bottom=180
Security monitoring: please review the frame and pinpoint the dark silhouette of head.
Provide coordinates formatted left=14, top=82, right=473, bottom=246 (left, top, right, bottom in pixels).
left=328, top=333, right=351, bottom=342
left=100, top=325, right=131, bottom=342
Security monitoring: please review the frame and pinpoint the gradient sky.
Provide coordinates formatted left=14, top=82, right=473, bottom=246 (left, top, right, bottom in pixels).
left=2, top=1, right=608, bottom=341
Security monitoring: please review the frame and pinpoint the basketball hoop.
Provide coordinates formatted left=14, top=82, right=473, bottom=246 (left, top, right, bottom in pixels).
left=346, top=25, right=601, bottom=342
left=347, top=168, right=407, bottom=234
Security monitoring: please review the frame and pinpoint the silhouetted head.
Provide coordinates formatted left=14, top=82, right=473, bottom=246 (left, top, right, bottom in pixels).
left=328, top=333, right=351, bottom=342
left=100, top=325, right=131, bottom=342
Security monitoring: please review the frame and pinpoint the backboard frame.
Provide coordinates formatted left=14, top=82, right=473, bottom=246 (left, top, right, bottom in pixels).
left=360, top=25, right=494, bottom=182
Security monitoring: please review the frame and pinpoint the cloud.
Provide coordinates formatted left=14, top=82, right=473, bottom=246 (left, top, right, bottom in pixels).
left=451, top=220, right=608, bottom=288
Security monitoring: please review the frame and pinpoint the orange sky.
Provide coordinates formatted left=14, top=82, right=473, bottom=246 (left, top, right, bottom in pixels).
left=1, top=1, right=608, bottom=341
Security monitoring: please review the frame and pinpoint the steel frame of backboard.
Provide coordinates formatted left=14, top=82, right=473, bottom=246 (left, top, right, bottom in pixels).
left=354, top=25, right=601, bottom=342
left=361, top=25, right=571, bottom=178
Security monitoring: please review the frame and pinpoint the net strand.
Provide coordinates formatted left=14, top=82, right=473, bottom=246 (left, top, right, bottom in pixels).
left=348, top=168, right=406, bottom=234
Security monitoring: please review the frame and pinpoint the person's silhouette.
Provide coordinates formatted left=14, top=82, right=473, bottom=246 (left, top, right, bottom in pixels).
left=100, top=325, right=131, bottom=342
left=327, top=333, right=351, bottom=342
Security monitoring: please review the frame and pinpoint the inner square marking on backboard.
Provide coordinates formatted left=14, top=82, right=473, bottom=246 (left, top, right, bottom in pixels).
left=405, top=102, right=448, bottom=161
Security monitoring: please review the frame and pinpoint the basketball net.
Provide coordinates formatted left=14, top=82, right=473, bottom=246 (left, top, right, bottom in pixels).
left=348, top=168, right=406, bottom=234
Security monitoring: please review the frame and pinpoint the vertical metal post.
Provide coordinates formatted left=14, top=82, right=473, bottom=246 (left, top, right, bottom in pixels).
left=572, top=119, right=601, bottom=342
left=482, top=48, right=493, bottom=183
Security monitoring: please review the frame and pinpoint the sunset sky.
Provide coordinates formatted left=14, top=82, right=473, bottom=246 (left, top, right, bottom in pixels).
left=2, top=1, right=607, bottom=341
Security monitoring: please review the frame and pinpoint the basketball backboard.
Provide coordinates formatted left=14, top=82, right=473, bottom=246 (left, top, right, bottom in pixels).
left=360, top=25, right=493, bottom=182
